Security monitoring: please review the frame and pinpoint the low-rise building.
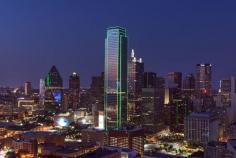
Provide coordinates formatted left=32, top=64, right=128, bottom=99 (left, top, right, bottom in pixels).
left=21, top=131, right=65, bottom=145
left=81, top=128, right=106, bottom=146
left=40, top=141, right=99, bottom=158
left=108, top=127, right=144, bottom=157
left=4, top=137, right=37, bottom=157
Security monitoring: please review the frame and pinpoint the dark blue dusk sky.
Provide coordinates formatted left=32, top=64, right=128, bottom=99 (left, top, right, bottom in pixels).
left=0, top=1, right=236, bottom=88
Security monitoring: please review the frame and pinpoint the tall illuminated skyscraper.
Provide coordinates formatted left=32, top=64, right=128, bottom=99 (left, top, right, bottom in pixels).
left=44, top=65, right=63, bottom=112
left=45, top=65, right=63, bottom=87
left=104, top=26, right=128, bottom=130
left=68, top=72, right=80, bottom=110
left=128, top=49, right=144, bottom=97
left=196, top=64, right=212, bottom=94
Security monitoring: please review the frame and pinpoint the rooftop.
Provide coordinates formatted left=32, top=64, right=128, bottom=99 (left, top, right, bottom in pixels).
left=22, top=131, right=63, bottom=137
left=81, top=148, right=119, bottom=158
left=6, top=123, right=39, bottom=131
left=42, top=141, right=97, bottom=154
left=188, top=112, right=217, bottom=119
left=207, top=141, right=227, bottom=148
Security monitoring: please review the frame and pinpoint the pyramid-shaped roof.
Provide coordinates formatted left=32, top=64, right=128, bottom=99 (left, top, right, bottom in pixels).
left=45, top=65, right=63, bottom=87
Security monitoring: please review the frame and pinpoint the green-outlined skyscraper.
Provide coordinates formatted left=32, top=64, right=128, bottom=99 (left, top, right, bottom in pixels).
left=104, top=26, right=128, bottom=130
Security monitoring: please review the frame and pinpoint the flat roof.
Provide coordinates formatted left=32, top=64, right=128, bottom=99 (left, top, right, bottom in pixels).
left=188, top=112, right=217, bottom=119
left=22, top=131, right=63, bottom=137
left=6, top=123, right=39, bottom=131
left=82, top=148, right=119, bottom=158
left=207, top=141, right=227, bottom=148
left=42, top=141, right=97, bottom=154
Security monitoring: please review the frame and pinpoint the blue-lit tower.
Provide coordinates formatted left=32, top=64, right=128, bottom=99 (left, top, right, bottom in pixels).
left=104, top=26, right=128, bottom=130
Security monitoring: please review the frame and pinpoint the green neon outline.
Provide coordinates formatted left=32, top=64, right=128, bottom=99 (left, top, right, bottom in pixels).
left=45, top=74, right=52, bottom=87
left=104, top=27, right=128, bottom=130
left=118, top=33, right=122, bottom=128
left=104, top=37, right=108, bottom=131
left=117, top=35, right=119, bottom=129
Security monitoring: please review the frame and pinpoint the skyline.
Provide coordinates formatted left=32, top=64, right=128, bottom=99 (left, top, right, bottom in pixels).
left=0, top=1, right=236, bottom=88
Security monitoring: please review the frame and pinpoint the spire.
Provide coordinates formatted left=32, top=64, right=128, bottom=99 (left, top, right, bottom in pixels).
left=131, top=49, right=135, bottom=58
left=139, top=58, right=142, bottom=63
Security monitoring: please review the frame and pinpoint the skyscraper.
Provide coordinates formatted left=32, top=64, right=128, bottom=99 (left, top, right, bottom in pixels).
left=44, top=65, right=63, bottom=112
left=220, top=78, right=231, bottom=93
left=104, top=26, right=128, bottom=130
left=167, top=72, right=182, bottom=89
left=143, top=72, right=157, bottom=88
left=183, top=73, right=195, bottom=92
left=128, top=49, right=144, bottom=97
left=69, top=72, right=80, bottom=90
left=45, top=65, right=63, bottom=88
left=156, top=76, right=165, bottom=89
left=68, top=72, right=80, bottom=110
left=39, top=79, right=45, bottom=106
left=90, top=72, right=104, bottom=102
left=24, top=81, right=32, bottom=96
left=196, top=64, right=212, bottom=94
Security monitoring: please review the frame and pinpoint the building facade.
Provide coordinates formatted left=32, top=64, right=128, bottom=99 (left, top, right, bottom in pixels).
left=167, top=72, right=182, bottom=89
left=184, top=112, right=220, bottom=145
left=44, top=65, right=64, bottom=112
left=128, top=49, right=144, bottom=98
left=143, top=72, right=157, bottom=88
left=196, top=64, right=212, bottom=94
left=104, top=26, right=128, bottom=130
left=108, top=128, right=144, bottom=157
left=68, top=72, right=80, bottom=110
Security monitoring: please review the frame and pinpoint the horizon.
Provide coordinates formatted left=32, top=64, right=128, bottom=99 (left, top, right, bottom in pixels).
left=0, top=1, right=236, bottom=88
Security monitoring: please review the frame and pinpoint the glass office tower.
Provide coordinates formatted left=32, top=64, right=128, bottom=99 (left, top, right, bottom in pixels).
left=128, top=49, right=144, bottom=98
left=196, top=64, right=212, bottom=94
left=104, top=26, right=128, bottom=130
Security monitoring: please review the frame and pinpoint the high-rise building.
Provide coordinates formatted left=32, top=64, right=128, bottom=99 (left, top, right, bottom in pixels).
left=226, top=77, right=236, bottom=123
left=216, top=78, right=232, bottom=108
left=39, top=79, right=45, bottom=106
left=90, top=72, right=104, bottom=102
left=69, top=72, right=80, bottom=90
left=220, top=78, right=231, bottom=93
left=104, top=26, right=128, bottom=130
left=141, top=88, right=164, bottom=132
left=44, top=65, right=63, bottom=112
left=183, top=73, right=195, bottom=91
left=196, top=64, right=212, bottom=94
left=156, top=76, right=165, bottom=89
left=164, top=87, right=190, bottom=132
left=68, top=72, right=80, bottom=110
left=128, top=49, right=144, bottom=97
left=24, top=81, right=32, bottom=96
left=167, top=72, right=182, bottom=89
left=143, top=72, right=157, bottom=88
left=184, top=112, right=220, bottom=145
left=45, top=65, right=63, bottom=88
left=90, top=72, right=104, bottom=122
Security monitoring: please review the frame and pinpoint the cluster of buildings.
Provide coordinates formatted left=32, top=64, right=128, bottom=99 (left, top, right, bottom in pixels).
left=0, top=26, right=235, bottom=158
